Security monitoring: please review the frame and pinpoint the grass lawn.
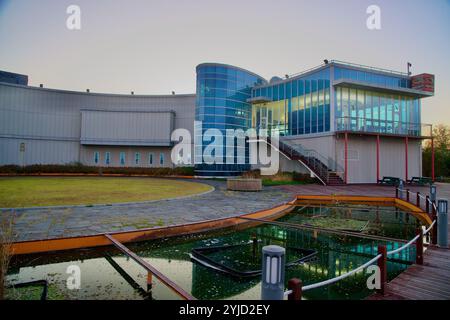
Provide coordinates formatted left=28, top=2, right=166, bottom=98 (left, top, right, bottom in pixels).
left=0, top=177, right=213, bottom=208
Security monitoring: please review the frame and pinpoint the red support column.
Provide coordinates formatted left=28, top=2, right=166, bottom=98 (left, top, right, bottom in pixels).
left=405, top=136, right=409, bottom=182
left=431, top=138, right=435, bottom=181
left=376, top=135, right=380, bottom=183
left=344, top=132, right=348, bottom=184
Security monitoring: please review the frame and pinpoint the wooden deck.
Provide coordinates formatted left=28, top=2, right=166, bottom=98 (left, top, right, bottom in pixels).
left=369, top=183, right=450, bottom=300
left=367, top=245, right=450, bottom=300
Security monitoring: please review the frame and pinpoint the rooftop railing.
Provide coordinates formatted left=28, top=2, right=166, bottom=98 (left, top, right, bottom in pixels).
left=330, top=60, right=410, bottom=77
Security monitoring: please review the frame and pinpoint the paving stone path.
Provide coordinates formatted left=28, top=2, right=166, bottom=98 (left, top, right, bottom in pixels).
left=0, top=180, right=294, bottom=241
left=2, top=179, right=448, bottom=243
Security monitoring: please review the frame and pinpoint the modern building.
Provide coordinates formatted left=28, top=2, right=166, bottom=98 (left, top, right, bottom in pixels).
left=0, top=61, right=435, bottom=184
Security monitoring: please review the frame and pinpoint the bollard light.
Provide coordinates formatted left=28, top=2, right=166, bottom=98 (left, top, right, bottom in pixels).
left=261, top=245, right=285, bottom=300
left=437, top=199, right=448, bottom=248
left=438, top=199, right=448, bottom=214
left=430, top=185, right=437, bottom=203
left=399, top=180, right=404, bottom=190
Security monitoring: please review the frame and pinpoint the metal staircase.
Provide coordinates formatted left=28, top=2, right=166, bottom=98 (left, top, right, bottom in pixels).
left=266, top=137, right=346, bottom=186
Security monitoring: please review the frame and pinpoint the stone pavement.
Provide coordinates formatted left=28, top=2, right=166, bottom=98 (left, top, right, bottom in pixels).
left=1, top=179, right=448, bottom=243
left=0, top=180, right=294, bottom=242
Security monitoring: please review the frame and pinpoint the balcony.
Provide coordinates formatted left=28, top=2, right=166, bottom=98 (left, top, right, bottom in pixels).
left=335, top=116, right=432, bottom=139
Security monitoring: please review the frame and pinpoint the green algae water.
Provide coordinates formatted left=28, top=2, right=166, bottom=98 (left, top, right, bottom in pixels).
left=6, top=205, right=422, bottom=300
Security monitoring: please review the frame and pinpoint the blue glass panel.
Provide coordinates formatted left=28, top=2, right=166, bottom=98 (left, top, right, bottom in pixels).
left=279, top=84, right=285, bottom=100
left=291, top=80, right=297, bottom=97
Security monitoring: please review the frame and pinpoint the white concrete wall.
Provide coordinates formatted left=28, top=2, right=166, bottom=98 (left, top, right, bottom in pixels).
left=335, top=135, right=422, bottom=183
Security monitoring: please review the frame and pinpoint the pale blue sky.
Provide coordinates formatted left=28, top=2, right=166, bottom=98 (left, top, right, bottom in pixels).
left=0, top=0, right=449, bottom=125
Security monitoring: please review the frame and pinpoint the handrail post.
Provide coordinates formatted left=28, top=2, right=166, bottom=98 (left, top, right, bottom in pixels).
left=416, top=192, right=420, bottom=208
left=432, top=215, right=438, bottom=245
left=406, top=189, right=410, bottom=202
left=377, top=245, right=387, bottom=295
left=287, top=278, right=302, bottom=300
left=426, top=196, right=430, bottom=214
left=147, top=272, right=153, bottom=291
left=252, top=234, right=258, bottom=258
left=431, top=202, right=438, bottom=245
left=416, top=228, right=424, bottom=265
left=395, top=188, right=399, bottom=199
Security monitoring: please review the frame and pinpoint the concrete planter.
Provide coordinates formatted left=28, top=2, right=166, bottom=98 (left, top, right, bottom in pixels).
left=227, top=178, right=262, bottom=192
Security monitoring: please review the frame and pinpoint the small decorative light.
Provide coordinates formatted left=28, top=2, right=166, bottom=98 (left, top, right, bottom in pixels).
left=438, top=200, right=448, bottom=214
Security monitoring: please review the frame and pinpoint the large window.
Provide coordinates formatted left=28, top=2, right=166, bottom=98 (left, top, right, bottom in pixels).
left=119, top=152, right=126, bottom=166
left=252, top=69, right=331, bottom=136
left=335, top=86, right=422, bottom=135
left=159, top=153, right=165, bottom=166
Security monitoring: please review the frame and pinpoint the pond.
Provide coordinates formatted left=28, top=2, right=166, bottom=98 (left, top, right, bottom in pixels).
left=6, top=204, right=422, bottom=300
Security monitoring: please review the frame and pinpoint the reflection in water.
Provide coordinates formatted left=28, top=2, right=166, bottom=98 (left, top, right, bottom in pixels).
left=7, top=205, right=421, bottom=300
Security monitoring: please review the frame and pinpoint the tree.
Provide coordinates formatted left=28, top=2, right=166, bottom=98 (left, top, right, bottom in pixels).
left=423, top=124, right=450, bottom=179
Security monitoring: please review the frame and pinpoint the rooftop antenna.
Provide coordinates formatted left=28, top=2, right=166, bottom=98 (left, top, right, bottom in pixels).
left=324, top=59, right=329, bottom=64
left=407, top=62, right=412, bottom=76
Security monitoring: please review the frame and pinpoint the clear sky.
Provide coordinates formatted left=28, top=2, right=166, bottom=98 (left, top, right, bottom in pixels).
left=0, top=0, right=449, bottom=125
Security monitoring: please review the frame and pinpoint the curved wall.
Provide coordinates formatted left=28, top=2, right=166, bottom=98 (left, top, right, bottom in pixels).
left=0, top=83, right=195, bottom=166
left=195, top=63, right=266, bottom=177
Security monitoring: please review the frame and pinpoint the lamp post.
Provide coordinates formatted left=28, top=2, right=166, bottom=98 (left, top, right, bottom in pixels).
left=430, top=185, right=437, bottom=204
left=261, top=245, right=285, bottom=300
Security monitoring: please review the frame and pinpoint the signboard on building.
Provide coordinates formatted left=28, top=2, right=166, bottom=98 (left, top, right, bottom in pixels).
left=411, top=73, right=435, bottom=94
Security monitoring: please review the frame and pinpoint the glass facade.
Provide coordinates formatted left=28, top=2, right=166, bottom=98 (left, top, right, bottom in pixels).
left=195, top=63, right=265, bottom=176
left=194, top=61, right=427, bottom=176
left=251, top=68, right=331, bottom=136
left=334, top=66, right=410, bottom=89
left=335, top=86, right=422, bottom=136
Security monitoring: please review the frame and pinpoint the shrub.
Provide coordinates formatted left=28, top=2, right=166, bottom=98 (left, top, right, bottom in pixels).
left=241, top=170, right=318, bottom=185
left=0, top=164, right=195, bottom=177
left=0, top=215, right=14, bottom=300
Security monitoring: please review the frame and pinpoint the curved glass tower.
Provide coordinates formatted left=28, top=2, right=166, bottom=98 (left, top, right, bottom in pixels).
left=195, top=63, right=266, bottom=177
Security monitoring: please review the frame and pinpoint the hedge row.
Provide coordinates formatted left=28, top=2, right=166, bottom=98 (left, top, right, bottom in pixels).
left=0, top=164, right=195, bottom=176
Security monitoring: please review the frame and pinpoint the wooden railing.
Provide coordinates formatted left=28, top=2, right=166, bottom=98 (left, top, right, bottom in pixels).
left=104, top=234, right=196, bottom=300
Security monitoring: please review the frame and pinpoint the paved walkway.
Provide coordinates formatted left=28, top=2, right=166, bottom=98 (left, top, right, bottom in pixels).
left=1, top=180, right=448, bottom=243
left=1, top=180, right=294, bottom=242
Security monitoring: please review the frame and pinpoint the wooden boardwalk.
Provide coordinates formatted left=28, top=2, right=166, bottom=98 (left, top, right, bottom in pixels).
left=368, top=183, right=450, bottom=300
left=368, top=245, right=450, bottom=300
